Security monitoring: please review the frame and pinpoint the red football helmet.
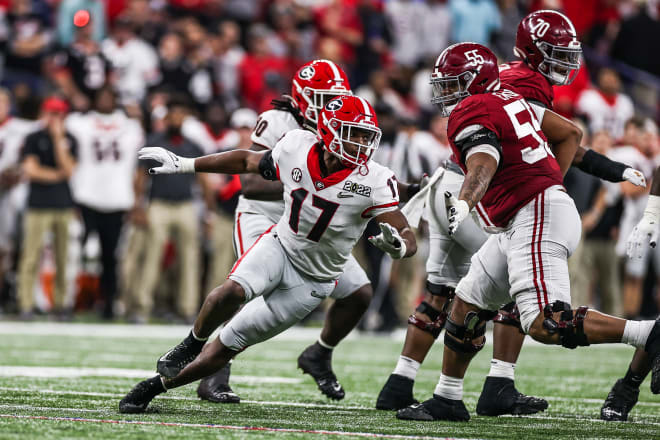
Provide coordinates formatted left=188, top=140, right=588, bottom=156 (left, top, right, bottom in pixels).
left=318, top=95, right=381, bottom=168
left=514, top=9, right=582, bottom=85
left=291, top=59, right=352, bottom=128
left=430, top=42, right=500, bottom=117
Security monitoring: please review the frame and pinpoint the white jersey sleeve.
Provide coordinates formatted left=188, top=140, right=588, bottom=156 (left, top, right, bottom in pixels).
left=251, top=109, right=300, bottom=150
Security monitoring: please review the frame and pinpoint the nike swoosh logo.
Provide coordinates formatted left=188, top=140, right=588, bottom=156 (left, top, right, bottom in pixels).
left=159, top=350, right=173, bottom=362
left=167, top=151, right=180, bottom=168
left=332, top=383, right=342, bottom=392
left=337, top=192, right=354, bottom=198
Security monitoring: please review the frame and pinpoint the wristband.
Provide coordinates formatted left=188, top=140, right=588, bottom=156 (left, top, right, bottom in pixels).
left=179, top=157, right=195, bottom=173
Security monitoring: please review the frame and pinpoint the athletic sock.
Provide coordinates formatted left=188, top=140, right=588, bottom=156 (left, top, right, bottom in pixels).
left=392, top=356, right=421, bottom=381
left=622, top=366, right=645, bottom=389
left=621, top=320, right=655, bottom=349
left=487, top=359, right=516, bottom=381
left=191, top=329, right=208, bottom=342
left=317, top=337, right=335, bottom=351
left=434, top=374, right=463, bottom=401
left=158, top=375, right=168, bottom=392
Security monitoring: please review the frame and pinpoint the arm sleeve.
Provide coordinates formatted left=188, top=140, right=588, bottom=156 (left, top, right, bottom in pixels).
left=454, top=125, right=502, bottom=166
left=258, top=150, right=278, bottom=181
left=576, top=149, right=628, bottom=183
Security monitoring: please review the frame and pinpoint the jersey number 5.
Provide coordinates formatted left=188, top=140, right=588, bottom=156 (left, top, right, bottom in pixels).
left=289, top=188, right=339, bottom=242
left=503, top=99, right=554, bottom=164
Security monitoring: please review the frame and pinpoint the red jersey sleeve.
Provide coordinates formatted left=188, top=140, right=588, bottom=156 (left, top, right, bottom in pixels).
left=499, top=62, right=554, bottom=109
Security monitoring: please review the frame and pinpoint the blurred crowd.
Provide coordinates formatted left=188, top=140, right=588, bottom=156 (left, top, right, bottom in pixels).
left=1, top=0, right=660, bottom=327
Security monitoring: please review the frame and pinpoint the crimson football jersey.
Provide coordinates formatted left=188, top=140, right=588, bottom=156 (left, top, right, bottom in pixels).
left=447, top=88, right=563, bottom=228
left=499, top=61, right=554, bottom=110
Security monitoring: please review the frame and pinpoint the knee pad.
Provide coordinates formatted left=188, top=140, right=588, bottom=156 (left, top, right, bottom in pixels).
left=493, top=302, right=524, bottom=334
left=542, top=301, right=590, bottom=349
left=408, top=301, right=446, bottom=339
left=444, top=310, right=497, bottom=353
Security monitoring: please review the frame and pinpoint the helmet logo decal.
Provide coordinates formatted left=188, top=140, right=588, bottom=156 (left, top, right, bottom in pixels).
left=464, top=50, right=485, bottom=67
left=325, top=99, right=343, bottom=111
left=292, top=168, right=303, bottom=182
left=299, top=66, right=315, bottom=80
left=530, top=18, right=550, bottom=38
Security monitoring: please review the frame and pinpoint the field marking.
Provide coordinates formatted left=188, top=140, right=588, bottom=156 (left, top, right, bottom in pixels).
left=0, top=414, right=473, bottom=440
left=0, top=367, right=301, bottom=384
left=2, top=386, right=660, bottom=411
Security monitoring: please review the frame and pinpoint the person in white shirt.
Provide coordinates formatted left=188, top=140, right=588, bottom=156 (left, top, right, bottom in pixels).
left=66, top=86, right=144, bottom=318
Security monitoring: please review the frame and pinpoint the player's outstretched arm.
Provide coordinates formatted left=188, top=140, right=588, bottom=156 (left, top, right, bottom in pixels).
left=569, top=134, right=646, bottom=187
left=627, top=166, right=660, bottom=258
left=240, top=143, right=285, bottom=201
left=369, top=210, right=417, bottom=259
left=137, top=147, right=266, bottom=176
left=447, top=152, right=497, bottom=235
left=540, top=109, right=581, bottom=176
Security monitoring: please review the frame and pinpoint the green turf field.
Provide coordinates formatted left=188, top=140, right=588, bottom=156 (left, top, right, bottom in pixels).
left=0, top=322, right=658, bottom=439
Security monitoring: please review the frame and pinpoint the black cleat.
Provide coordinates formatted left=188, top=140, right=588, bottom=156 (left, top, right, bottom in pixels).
left=600, top=378, right=639, bottom=422
left=646, top=318, right=660, bottom=394
left=376, top=374, right=418, bottom=410
left=396, top=395, right=470, bottom=422
left=476, top=376, right=548, bottom=416
left=157, top=331, right=205, bottom=378
left=297, top=342, right=345, bottom=400
left=119, top=376, right=165, bottom=413
left=197, top=363, right=240, bottom=404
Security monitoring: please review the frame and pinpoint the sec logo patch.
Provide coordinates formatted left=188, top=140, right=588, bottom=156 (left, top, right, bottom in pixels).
left=292, top=168, right=303, bottom=182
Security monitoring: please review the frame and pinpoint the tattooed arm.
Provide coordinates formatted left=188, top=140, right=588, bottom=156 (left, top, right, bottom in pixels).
left=459, top=152, right=498, bottom=209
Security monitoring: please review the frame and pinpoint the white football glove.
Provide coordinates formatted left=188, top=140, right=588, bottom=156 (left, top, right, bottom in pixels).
left=626, top=195, right=660, bottom=259
left=445, top=192, right=470, bottom=236
left=138, top=147, right=195, bottom=174
left=368, top=222, right=407, bottom=259
left=622, top=167, right=646, bottom=187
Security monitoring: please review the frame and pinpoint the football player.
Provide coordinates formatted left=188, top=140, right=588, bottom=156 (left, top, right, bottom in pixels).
left=392, top=42, right=660, bottom=423
left=377, top=9, right=646, bottom=417
left=602, top=165, right=660, bottom=421
left=118, top=95, right=417, bottom=413
left=196, top=59, right=423, bottom=404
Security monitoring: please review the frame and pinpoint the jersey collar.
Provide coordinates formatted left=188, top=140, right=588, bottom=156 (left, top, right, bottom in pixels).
left=307, top=143, right=353, bottom=191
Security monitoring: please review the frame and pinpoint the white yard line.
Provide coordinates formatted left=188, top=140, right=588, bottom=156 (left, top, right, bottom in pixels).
left=0, top=414, right=474, bottom=440
left=1, top=386, right=660, bottom=410
left=0, top=367, right=301, bottom=384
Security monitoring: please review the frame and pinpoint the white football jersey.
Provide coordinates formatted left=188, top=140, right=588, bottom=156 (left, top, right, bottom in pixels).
left=576, top=89, right=634, bottom=141
left=181, top=117, right=239, bottom=155
left=272, top=129, right=399, bottom=280
left=0, top=117, right=39, bottom=173
left=67, top=110, right=144, bottom=212
left=235, top=108, right=301, bottom=223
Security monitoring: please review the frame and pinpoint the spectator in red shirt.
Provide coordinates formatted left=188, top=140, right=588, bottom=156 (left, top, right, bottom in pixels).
left=314, top=0, right=363, bottom=66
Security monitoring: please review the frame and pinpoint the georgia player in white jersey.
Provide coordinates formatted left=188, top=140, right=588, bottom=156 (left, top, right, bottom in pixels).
left=118, top=94, right=417, bottom=413
left=0, top=88, right=39, bottom=291
left=196, top=59, right=402, bottom=403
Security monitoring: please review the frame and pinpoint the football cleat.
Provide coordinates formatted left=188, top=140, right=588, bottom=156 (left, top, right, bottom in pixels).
left=396, top=395, right=470, bottom=422
left=119, top=375, right=165, bottom=413
left=600, top=378, right=639, bottom=422
left=476, top=376, right=548, bottom=416
left=297, top=343, right=345, bottom=400
left=197, top=363, right=241, bottom=404
left=157, top=332, right=205, bottom=378
left=376, top=374, right=418, bottom=410
left=646, top=317, right=660, bottom=394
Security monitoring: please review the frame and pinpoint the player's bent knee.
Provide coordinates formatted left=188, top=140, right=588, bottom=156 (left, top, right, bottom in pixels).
left=444, top=309, right=497, bottom=353
left=209, top=280, right=246, bottom=306
left=493, top=302, right=524, bottom=333
left=407, top=282, right=456, bottom=339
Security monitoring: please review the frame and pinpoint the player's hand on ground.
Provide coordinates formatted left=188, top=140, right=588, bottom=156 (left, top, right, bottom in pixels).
left=138, top=147, right=193, bottom=174
left=445, top=192, right=470, bottom=236
left=368, top=223, right=406, bottom=259
left=622, top=168, right=646, bottom=187
left=626, top=216, right=659, bottom=259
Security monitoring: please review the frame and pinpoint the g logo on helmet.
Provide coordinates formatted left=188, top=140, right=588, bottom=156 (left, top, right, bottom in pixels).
left=325, top=99, right=343, bottom=111
left=298, top=66, right=315, bottom=80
